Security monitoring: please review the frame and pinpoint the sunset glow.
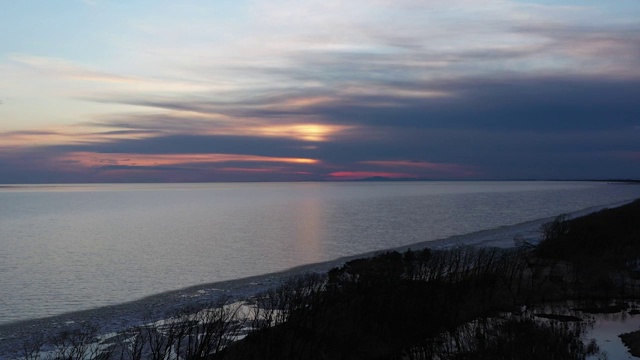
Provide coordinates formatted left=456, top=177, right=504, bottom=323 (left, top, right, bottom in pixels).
left=328, top=172, right=416, bottom=180
left=359, top=160, right=480, bottom=177
left=249, top=124, right=351, bottom=142
left=62, top=153, right=319, bottom=168
left=1, top=1, right=639, bottom=182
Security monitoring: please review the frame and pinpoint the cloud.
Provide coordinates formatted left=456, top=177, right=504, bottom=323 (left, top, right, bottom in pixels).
left=97, top=165, right=195, bottom=172
left=93, top=129, right=161, bottom=136
left=45, top=134, right=315, bottom=157
left=8, top=55, right=214, bottom=93
left=2, top=1, right=640, bottom=182
left=10, top=55, right=137, bottom=84
left=90, top=75, right=640, bottom=134
left=3, top=68, right=640, bottom=182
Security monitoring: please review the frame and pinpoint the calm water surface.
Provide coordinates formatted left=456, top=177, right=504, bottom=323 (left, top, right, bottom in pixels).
left=1, top=181, right=640, bottom=325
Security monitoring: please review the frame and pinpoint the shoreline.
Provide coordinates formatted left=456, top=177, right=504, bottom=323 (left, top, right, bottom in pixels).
left=0, top=199, right=633, bottom=357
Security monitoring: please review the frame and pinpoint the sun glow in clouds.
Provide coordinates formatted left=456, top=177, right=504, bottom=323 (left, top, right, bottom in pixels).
left=62, top=152, right=318, bottom=168
left=1, top=1, right=640, bottom=182
left=249, top=124, right=352, bottom=142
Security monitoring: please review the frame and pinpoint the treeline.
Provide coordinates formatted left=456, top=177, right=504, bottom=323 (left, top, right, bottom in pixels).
left=537, top=199, right=640, bottom=269
left=14, top=299, right=245, bottom=360
left=12, top=199, right=640, bottom=359
left=216, top=247, right=596, bottom=360
left=535, top=198, right=640, bottom=299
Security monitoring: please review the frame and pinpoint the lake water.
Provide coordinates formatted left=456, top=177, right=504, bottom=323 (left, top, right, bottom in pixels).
left=1, top=181, right=640, bottom=326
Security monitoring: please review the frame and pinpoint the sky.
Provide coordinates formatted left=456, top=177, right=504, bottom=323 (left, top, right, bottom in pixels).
left=1, top=0, right=639, bottom=183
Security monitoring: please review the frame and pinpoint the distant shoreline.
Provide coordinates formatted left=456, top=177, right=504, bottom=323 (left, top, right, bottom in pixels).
left=1, top=179, right=639, bottom=187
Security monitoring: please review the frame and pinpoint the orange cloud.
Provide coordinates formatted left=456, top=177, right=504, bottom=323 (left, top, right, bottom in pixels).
left=275, top=96, right=336, bottom=109
left=246, top=123, right=352, bottom=142
left=62, top=152, right=318, bottom=168
left=0, top=125, right=158, bottom=148
left=0, top=130, right=81, bottom=147
left=216, top=167, right=279, bottom=173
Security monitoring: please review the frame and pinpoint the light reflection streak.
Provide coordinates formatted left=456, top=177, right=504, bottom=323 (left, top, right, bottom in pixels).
left=292, top=195, right=326, bottom=263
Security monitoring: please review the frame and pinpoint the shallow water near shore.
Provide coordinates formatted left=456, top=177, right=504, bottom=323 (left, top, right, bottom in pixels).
left=2, top=182, right=640, bottom=340
left=588, top=311, right=640, bottom=359
left=530, top=301, right=640, bottom=359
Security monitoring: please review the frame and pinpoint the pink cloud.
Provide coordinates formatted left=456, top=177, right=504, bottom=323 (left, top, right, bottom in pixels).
left=359, top=160, right=480, bottom=177
left=328, top=171, right=416, bottom=180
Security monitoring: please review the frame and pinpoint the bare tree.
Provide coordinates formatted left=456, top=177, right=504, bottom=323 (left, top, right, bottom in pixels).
left=17, top=334, right=45, bottom=360
left=49, top=324, right=98, bottom=360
